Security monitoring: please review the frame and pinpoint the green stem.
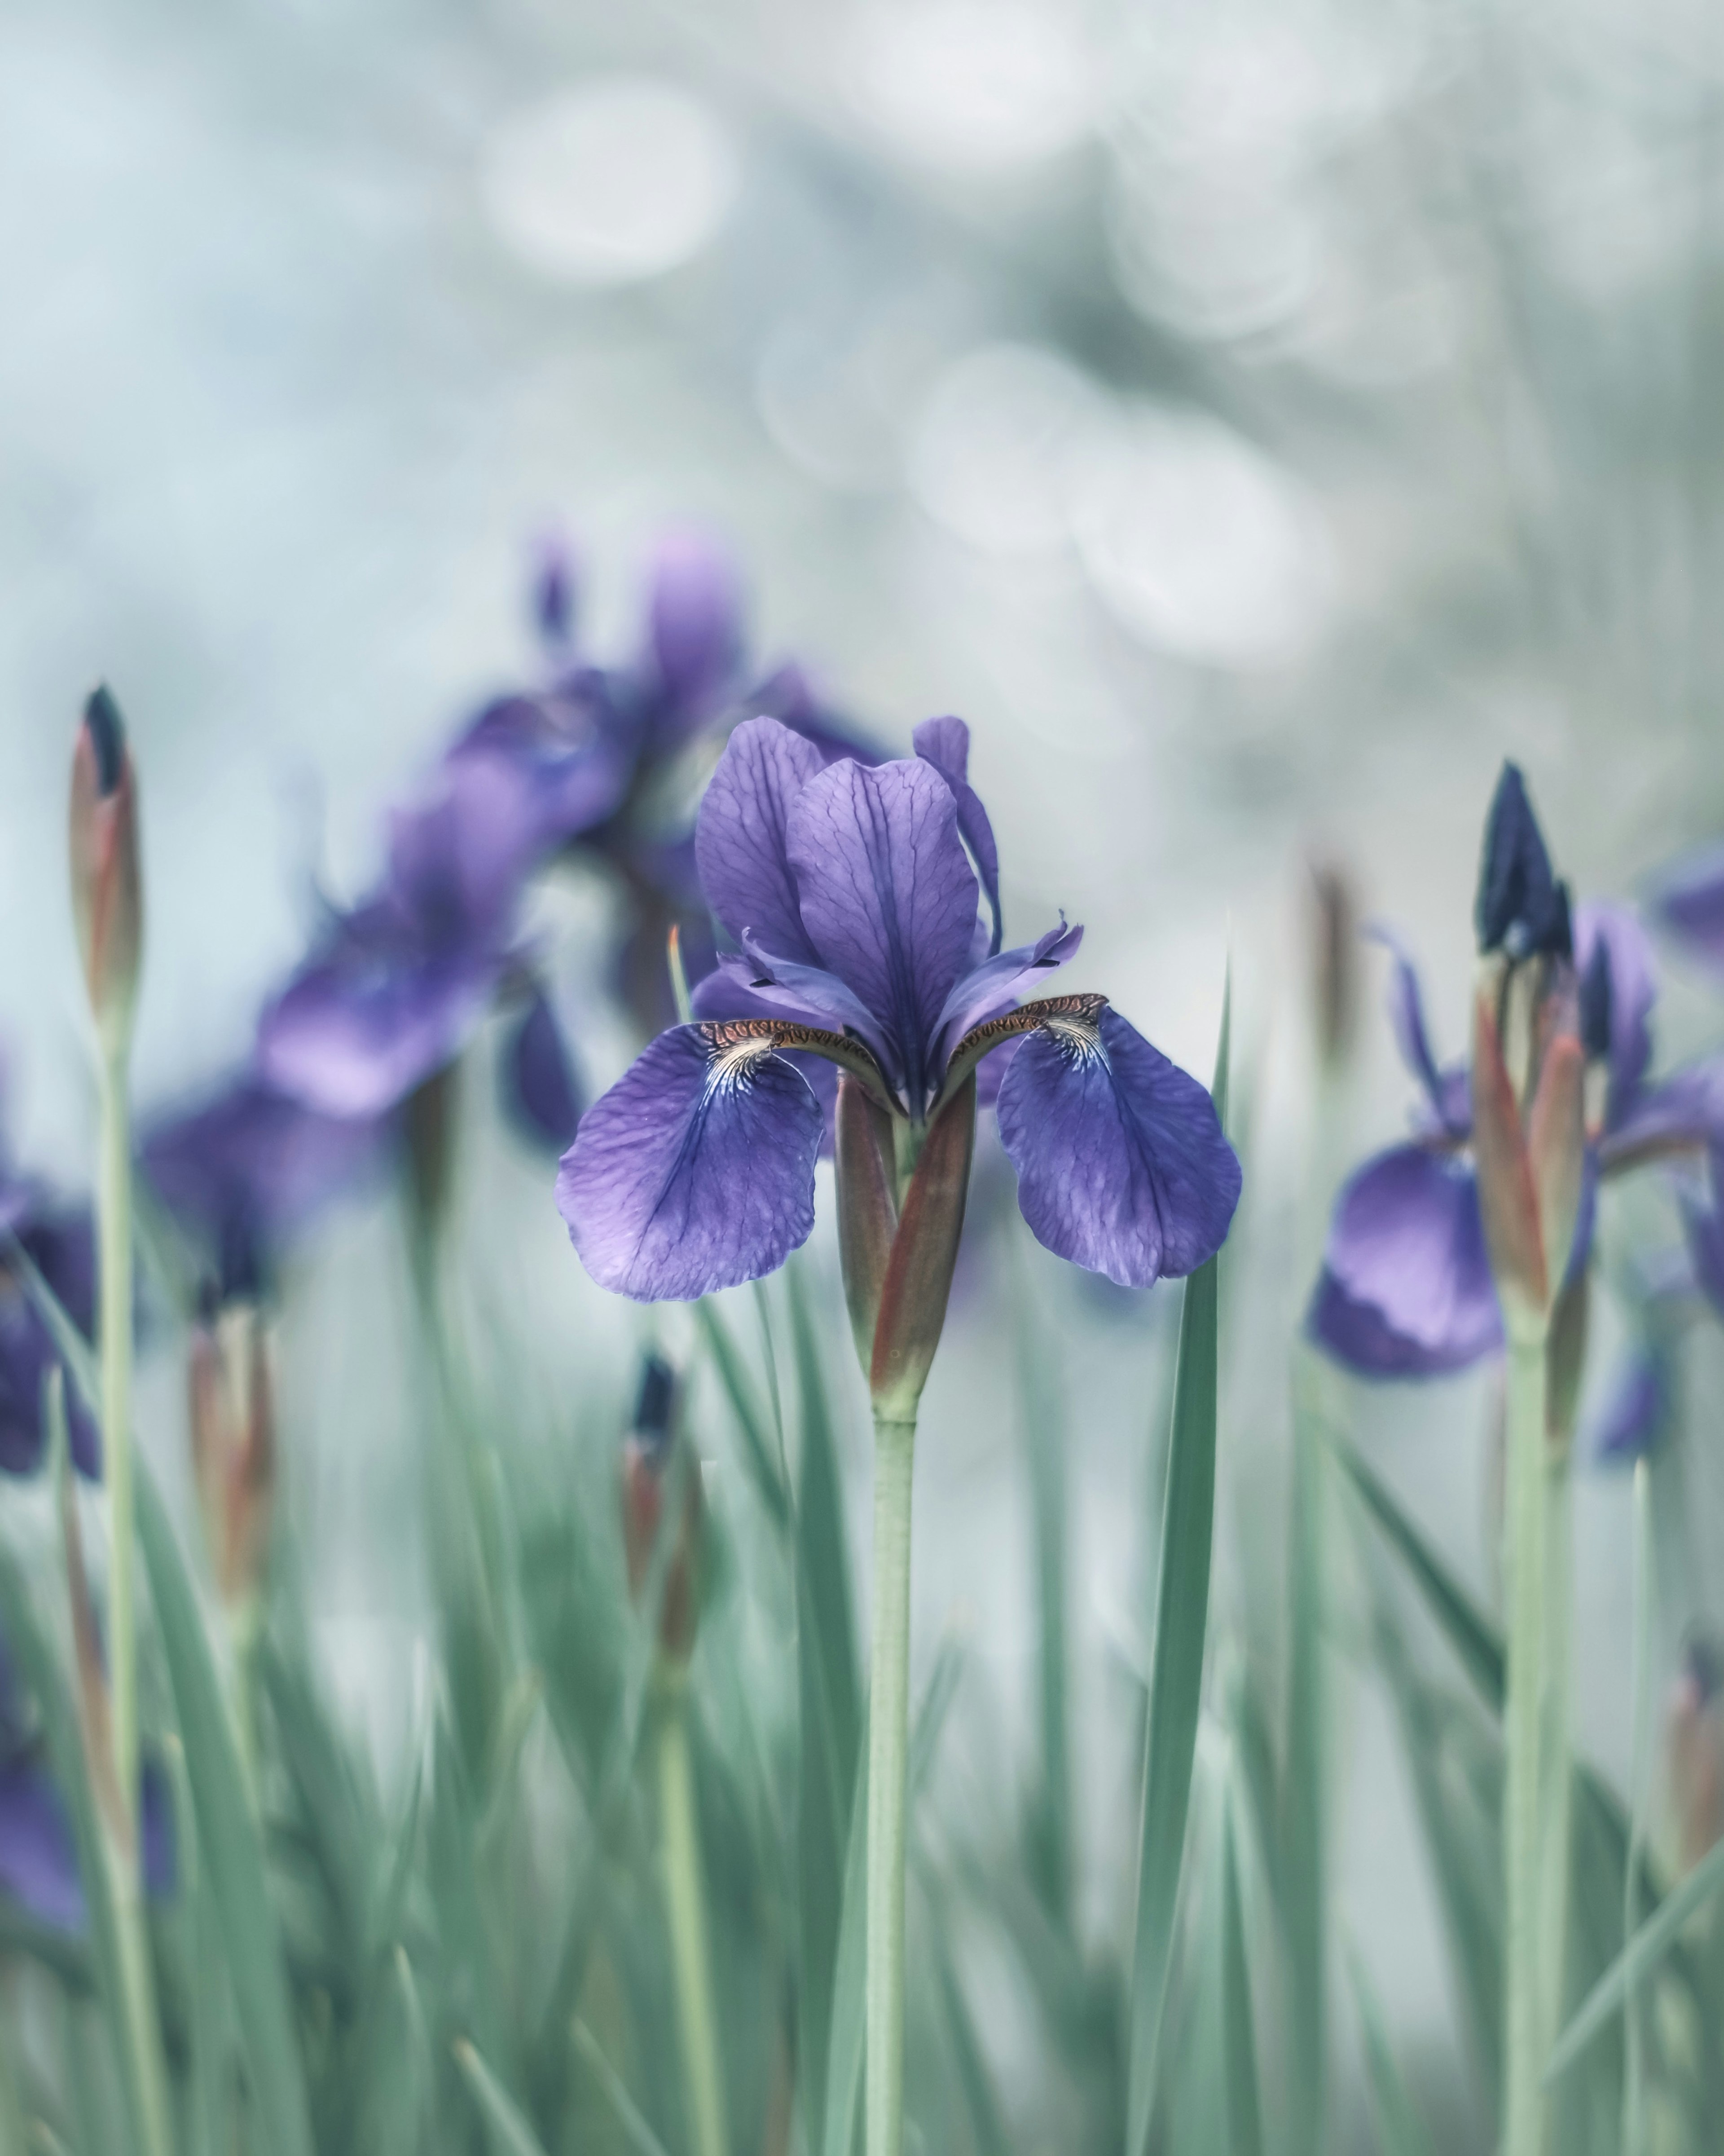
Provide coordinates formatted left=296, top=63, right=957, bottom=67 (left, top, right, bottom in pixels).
left=98, top=1045, right=136, bottom=1826
left=657, top=1681, right=729, bottom=2156
left=96, top=1042, right=172, bottom=2156
left=1502, top=1327, right=1549, bottom=2156
left=1622, top=1457, right=1653, bottom=2156
left=866, top=1412, right=916, bottom=2156
left=1537, top=1451, right=1574, bottom=2069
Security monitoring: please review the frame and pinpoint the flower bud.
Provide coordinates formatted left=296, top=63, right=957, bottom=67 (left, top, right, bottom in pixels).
left=1471, top=986, right=1584, bottom=1334
left=69, top=685, right=143, bottom=1051
left=619, top=1354, right=701, bottom=1663
left=189, top=1305, right=275, bottom=1610
left=1309, top=859, right=1359, bottom=1072
left=835, top=1074, right=898, bottom=1380
left=1668, top=1633, right=1724, bottom=1874
left=868, top=1079, right=977, bottom=1424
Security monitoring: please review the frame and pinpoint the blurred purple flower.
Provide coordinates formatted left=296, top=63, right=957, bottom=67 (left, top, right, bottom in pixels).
left=501, top=986, right=585, bottom=1154
left=1313, top=881, right=1724, bottom=1380
left=143, top=1075, right=385, bottom=1305
left=0, top=1176, right=98, bottom=1479
left=557, top=717, right=1240, bottom=1301
left=1654, top=842, right=1724, bottom=977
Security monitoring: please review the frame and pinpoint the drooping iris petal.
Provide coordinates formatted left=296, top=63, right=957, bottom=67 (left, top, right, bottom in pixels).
left=788, top=757, right=979, bottom=1111
left=259, top=920, right=497, bottom=1120
left=144, top=1077, right=382, bottom=1301
left=913, top=717, right=1002, bottom=957
left=557, top=1024, right=822, bottom=1300
left=645, top=528, right=744, bottom=726
left=928, top=920, right=1083, bottom=1075
left=1598, top=1062, right=1724, bottom=1173
left=996, top=1007, right=1240, bottom=1288
left=1593, top=1349, right=1669, bottom=1464
left=1575, top=900, right=1656, bottom=1120
left=501, top=989, right=584, bottom=1153
left=1311, top=1145, right=1502, bottom=1376
left=694, top=719, right=825, bottom=963
left=1654, top=842, right=1724, bottom=977
left=1369, top=927, right=1457, bottom=1131
left=0, top=1209, right=99, bottom=1477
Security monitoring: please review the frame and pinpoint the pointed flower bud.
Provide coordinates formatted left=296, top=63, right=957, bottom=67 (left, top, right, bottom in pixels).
left=619, top=1354, right=701, bottom=1663
left=69, top=686, right=143, bottom=1050
left=1310, top=859, right=1359, bottom=1071
left=835, top=1075, right=898, bottom=1380
left=1471, top=986, right=1585, bottom=1335
left=1474, top=761, right=1572, bottom=962
left=188, top=1305, right=275, bottom=1610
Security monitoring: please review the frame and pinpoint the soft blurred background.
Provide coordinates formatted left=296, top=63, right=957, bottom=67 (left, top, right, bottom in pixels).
left=7, top=0, right=1724, bottom=2147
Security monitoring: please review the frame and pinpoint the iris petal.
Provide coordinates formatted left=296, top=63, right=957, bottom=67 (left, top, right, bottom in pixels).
left=1654, top=842, right=1724, bottom=977
left=557, top=1024, right=822, bottom=1301
left=928, top=921, right=1083, bottom=1077
left=1369, top=927, right=1460, bottom=1133
left=695, top=719, right=826, bottom=964
left=1575, top=900, right=1656, bottom=1120
left=1311, top=1144, right=1502, bottom=1375
left=996, top=1007, right=1239, bottom=1287
left=913, top=717, right=1003, bottom=957
left=788, top=757, right=979, bottom=1111
left=501, top=990, right=584, bottom=1153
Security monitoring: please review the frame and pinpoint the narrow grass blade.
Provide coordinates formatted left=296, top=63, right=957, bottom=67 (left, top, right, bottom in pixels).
left=787, top=1257, right=861, bottom=1787
left=1124, top=979, right=1228, bottom=2156
left=908, top=1633, right=965, bottom=1800
left=454, top=2037, right=553, bottom=2156
left=573, top=2020, right=675, bottom=2156
left=695, top=1297, right=790, bottom=1532
left=1347, top=1942, right=1437, bottom=2156
left=134, top=1459, right=316, bottom=2156
left=821, top=1721, right=870, bottom=2156
left=1548, top=1830, right=1724, bottom=2085
left=1011, top=1242, right=1071, bottom=1930
left=931, top=1920, right=1009, bottom=2156
left=1283, top=1368, right=1328, bottom=2156
left=1221, top=1790, right=1263, bottom=2156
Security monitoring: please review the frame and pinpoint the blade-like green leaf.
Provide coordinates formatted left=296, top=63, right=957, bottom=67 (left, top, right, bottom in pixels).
left=931, top=1918, right=1009, bottom=2156
left=572, top=2020, right=675, bottom=2156
left=1283, top=1365, right=1328, bottom=2156
left=909, top=1633, right=965, bottom=1800
left=695, top=1298, right=789, bottom=1532
left=1011, top=1238, right=1071, bottom=1931
left=1548, top=1827, right=1724, bottom=2085
left=134, top=1460, right=316, bottom=2156
left=1347, top=1941, right=1438, bottom=2156
left=787, top=1258, right=861, bottom=1788
left=454, top=2037, right=553, bottom=2156
left=1125, top=977, right=1228, bottom=2156
left=1221, top=1789, right=1264, bottom=2156
left=821, top=1718, right=871, bottom=2156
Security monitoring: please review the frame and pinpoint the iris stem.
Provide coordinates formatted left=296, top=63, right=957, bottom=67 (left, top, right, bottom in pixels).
left=1502, top=1324, right=1549, bottom=2156
left=1622, top=1456, right=1653, bottom=2156
left=866, top=1411, right=916, bottom=2156
left=656, top=1675, right=729, bottom=2156
left=96, top=1038, right=172, bottom=2156
left=1536, top=1449, right=1573, bottom=2082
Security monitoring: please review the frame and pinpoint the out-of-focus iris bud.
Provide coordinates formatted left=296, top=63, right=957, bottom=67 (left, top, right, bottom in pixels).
left=620, top=1353, right=701, bottom=1664
left=69, top=685, right=143, bottom=1051
left=1667, top=1632, right=1724, bottom=1874
left=868, top=1080, right=977, bottom=1424
left=1470, top=764, right=1583, bottom=1336
left=188, top=1304, right=275, bottom=1611
left=502, top=985, right=584, bottom=1154
left=1310, top=859, right=1359, bottom=1072
left=835, top=1075, right=898, bottom=1380
left=533, top=534, right=577, bottom=649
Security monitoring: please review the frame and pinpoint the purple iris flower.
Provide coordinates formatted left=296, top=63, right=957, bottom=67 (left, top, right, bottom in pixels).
left=258, top=757, right=539, bottom=1121
left=0, top=1634, right=173, bottom=1932
left=556, top=717, right=1240, bottom=1301
left=1312, top=901, right=1723, bottom=1378
left=143, top=1075, right=385, bottom=1305
left=1653, top=842, right=1724, bottom=977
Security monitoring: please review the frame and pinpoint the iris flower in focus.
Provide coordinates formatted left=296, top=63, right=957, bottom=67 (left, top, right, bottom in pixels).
left=558, top=715, right=1240, bottom=1302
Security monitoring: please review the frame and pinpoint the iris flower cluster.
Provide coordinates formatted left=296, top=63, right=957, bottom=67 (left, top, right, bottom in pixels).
left=1311, top=765, right=1724, bottom=1391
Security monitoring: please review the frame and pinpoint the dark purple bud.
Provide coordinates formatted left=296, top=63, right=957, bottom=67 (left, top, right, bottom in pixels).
left=632, top=1352, right=677, bottom=1463
left=70, top=686, right=143, bottom=1045
left=1578, top=936, right=1613, bottom=1064
left=533, top=538, right=577, bottom=647
left=619, top=1357, right=699, bottom=1662
left=502, top=989, right=583, bottom=1154
left=1475, top=763, right=1572, bottom=961
left=84, top=686, right=125, bottom=798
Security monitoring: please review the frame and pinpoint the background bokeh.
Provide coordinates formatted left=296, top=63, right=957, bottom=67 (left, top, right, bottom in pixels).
left=8, top=0, right=1724, bottom=2141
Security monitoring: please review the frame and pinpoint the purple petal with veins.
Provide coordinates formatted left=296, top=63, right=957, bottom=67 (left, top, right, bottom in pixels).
left=914, top=717, right=1003, bottom=957
left=695, top=719, right=825, bottom=963
left=557, top=1025, right=822, bottom=1300
left=929, top=921, right=1083, bottom=1074
left=997, top=1006, right=1239, bottom=1287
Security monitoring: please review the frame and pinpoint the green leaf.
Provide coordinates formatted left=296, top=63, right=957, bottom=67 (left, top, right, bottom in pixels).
left=453, top=2037, right=553, bottom=2156
left=821, top=1716, right=871, bottom=2156
left=909, top=1632, right=965, bottom=1800
left=1548, top=1826, right=1724, bottom=2085
left=1011, top=1240, right=1071, bottom=1930
left=931, top=1918, right=1009, bottom=2156
left=1124, top=975, right=1228, bottom=2156
left=1347, top=1942, right=1437, bottom=2156
left=787, top=1258, right=861, bottom=1789
left=572, top=2020, right=675, bottom=2156
left=695, top=1297, right=789, bottom=1532
left=1221, top=1791, right=1263, bottom=2156
left=1282, top=1367, right=1328, bottom=2156
left=133, top=1460, right=316, bottom=2156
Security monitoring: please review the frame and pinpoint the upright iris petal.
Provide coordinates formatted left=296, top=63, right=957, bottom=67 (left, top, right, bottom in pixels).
left=786, top=758, right=979, bottom=1112
left=1475, top=761, right=1571, bottom=960
left=996, top=1007, right=1239, bottom=1288
left=912, top=718, right=1003, bottom=957
left=694, top=718, right=826, bottom=966
left=558, top=1023, right=825, bottom=1300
